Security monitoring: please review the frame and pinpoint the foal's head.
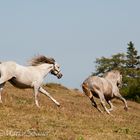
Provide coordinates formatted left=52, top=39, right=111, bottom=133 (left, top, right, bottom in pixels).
left=104, top=70, right=122, bottom=87
left=116, top=72, right=122, bottom=87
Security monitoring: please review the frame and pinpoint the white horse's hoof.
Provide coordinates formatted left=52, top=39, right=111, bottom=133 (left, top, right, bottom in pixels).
left=108, top=108, right=113, bottom=112
left=36, top=104, right=40, bottom=108
left=56, top=103, right=60, bottom=107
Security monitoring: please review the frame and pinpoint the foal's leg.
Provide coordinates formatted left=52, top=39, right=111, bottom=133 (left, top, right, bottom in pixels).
left=90, top=96, right=103, bottom=113
left=115, top=93, right=128, bottom=111
left=39, top=87, right=60, bottom=106
left=82, top=83, right=103, bottom=113
left=107, top=100, right=114, bottom=112
left=95, top=89, right=111, bottom=114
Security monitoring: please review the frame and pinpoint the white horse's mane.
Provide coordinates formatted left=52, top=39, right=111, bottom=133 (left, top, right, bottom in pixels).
left=29, top=55, right=55, bottom=66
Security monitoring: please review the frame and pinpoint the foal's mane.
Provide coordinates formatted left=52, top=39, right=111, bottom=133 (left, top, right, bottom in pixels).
left=103, top=70, right=120, bottom=78
left=29, top=55, right=55, bottom=66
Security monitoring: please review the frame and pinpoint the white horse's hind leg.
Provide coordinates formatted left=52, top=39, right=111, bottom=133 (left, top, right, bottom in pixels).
left=39, top=87, right=60, bottom=106
left=0, top=77, right=13, bottom=103
left=0, top=75, right=13, bottom=84
left=0, top=83, right=5, bottom=103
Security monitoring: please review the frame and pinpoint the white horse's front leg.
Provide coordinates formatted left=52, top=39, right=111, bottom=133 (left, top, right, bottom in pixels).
left=39, top=87, right=60, bottom=106
left=34, top=86, right=40, bottom=108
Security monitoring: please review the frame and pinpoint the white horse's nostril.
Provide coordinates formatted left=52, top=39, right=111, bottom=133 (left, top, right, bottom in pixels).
left=57, top=73, right=63, bottom=79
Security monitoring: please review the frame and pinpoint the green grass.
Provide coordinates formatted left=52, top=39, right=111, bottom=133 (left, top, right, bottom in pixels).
left=0, top=83, right=139, bottom=140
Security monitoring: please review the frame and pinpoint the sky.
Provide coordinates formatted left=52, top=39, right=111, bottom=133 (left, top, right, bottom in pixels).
left=0, top=0, right=140, bottom=89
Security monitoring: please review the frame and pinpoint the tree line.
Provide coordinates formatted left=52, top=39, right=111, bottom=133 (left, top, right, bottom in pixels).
left=93, top=41, right=140, bottom=103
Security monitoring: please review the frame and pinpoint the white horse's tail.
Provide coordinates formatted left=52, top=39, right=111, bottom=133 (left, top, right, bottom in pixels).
left=0, top=62, right=1, bottom=77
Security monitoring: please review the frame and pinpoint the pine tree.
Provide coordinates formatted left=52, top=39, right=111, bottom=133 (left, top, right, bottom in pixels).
left=126, top=41, right=140, bottom=69
left=93, top=53, right=125, bottom=76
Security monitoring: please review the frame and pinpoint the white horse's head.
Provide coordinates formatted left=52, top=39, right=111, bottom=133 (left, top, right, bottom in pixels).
left=29, top=55, right=63, bottom=79
left=51, top=62, right=63, bottom=79
left=116, top=73, right=122, bottom=88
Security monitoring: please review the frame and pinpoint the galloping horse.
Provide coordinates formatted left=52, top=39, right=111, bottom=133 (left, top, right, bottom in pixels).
left=0, top=55, right=63, bottom=107
left=82, top=70, right=128, bottom=114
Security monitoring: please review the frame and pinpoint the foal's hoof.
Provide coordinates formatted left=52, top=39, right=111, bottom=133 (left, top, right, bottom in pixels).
left=124, top=107, right=128, bottom=111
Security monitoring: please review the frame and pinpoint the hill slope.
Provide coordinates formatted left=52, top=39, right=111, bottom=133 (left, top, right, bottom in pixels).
left=0, top=83, right=140, bottom=140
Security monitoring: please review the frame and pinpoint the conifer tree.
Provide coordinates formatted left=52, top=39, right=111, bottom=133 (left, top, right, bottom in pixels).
left=126, top=41, right=140, bottom=69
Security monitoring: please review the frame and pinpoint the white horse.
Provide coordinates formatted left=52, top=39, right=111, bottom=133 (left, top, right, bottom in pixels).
left=0, top=55, right=63, bottom=107
left=82, top=70, right=128, bottom=114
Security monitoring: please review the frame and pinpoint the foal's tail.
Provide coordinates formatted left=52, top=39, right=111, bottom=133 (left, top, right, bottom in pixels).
left=82, top=82, right=92, bottom=98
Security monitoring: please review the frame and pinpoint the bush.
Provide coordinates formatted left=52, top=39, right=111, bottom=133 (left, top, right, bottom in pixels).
left=121, top=80, right=140, bottom=103
left=127, top=84, right=140, bottom=103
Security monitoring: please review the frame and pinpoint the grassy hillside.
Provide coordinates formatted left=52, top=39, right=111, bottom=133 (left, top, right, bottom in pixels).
left=0, top=83, right=139, bottom=140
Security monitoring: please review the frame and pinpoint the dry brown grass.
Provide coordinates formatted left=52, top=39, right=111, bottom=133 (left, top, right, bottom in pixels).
left=0, top=83, right=140, bottom=140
